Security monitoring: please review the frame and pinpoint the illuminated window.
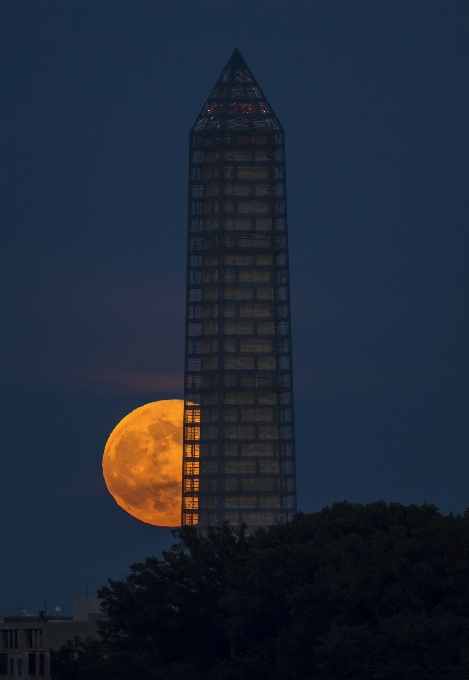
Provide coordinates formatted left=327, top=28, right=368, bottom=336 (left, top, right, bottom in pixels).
left=185, top=427, right=200, bottom=441
left=184, top=461, right=200, bottom=475
left=183, top=512, right=199, bottom=525
left=184, top=444, right=200, bottom=458
left=184, top=478, right=199, bottom=492
left=185, top=409, right=201, bottom=423
left=183, top=496, right=199, bottom=510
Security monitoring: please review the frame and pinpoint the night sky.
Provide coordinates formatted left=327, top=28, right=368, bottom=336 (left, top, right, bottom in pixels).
left=1, top=1, right=468, bottom=617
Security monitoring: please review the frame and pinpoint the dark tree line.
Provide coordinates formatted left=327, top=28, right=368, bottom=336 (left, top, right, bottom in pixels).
left=52, top=501, right=469, bottom=679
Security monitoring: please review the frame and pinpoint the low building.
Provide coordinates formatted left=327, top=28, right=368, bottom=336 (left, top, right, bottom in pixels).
left=0, top=598, right=103, bottom=679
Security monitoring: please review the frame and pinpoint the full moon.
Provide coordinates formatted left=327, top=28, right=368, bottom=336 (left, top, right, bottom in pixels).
left=102, top=400, right=184, bottom=527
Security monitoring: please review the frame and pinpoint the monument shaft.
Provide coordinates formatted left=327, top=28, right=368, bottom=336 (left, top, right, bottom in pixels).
left=182, top=49, right=296, bottom=531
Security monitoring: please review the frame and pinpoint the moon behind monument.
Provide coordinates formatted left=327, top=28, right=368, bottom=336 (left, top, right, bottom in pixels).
left=102, top=400, right=184, bottom=527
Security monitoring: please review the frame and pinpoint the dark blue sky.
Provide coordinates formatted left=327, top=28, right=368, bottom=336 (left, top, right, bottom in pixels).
left=1, top=1, right=468, bottom=616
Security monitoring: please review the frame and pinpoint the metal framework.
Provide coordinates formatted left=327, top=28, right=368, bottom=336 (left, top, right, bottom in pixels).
left=182, top=49, right=296, bottom=531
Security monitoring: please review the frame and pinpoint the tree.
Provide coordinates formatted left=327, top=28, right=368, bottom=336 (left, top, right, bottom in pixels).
left=51, top=502, right=469, bottom=680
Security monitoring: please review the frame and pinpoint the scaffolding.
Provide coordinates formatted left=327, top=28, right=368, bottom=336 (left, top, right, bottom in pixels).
left=182, top=49, right=296, bottom=531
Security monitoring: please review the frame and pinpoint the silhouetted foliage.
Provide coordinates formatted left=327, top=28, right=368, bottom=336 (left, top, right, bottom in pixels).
left=51, top=502, right=469, bottom=679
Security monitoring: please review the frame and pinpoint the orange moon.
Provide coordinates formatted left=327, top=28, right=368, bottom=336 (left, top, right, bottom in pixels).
left=102, top=400, right=184, bottom=527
